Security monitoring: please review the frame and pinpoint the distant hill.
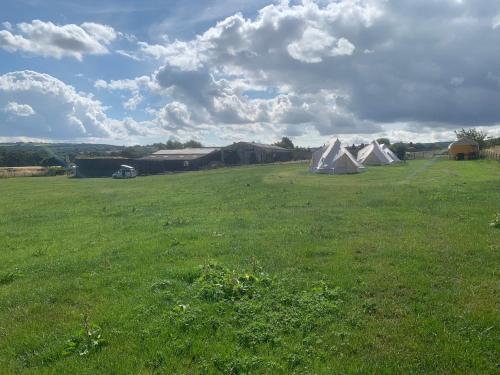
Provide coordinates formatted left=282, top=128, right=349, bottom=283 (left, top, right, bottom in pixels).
left=0, top=143, right=126, bottom=167
left=0, top=140, right=203, bottom=167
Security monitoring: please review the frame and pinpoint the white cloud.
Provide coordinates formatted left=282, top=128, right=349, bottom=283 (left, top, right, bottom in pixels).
left=135, top=0, right=500, bottom=141
left=81, top=22, right=117, bottom=44
left=287, top=27, right=355, bottom=63
left=3, top=101, right=35, bottom=117
left=450, top=77, right=464, bottom=86
left=493, top=14, right=500, bottom=29
left=94, top=75, right=158, bottom=110
left=123, top=93, right=143, bottom=110
left=0, top=71, right=123, bottom=138
left=94, top=76, right=154, bottom=92
left=0, top=20, right=117, bottom=60
left=1, top=21, right=12, bottom=31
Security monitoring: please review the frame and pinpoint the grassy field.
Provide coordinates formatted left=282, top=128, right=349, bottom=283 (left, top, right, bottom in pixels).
left=0, top=159, right=499, bottom=374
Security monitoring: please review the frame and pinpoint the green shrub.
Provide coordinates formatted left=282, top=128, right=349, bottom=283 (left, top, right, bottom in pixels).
left=62, top=317, right=106, bottom=357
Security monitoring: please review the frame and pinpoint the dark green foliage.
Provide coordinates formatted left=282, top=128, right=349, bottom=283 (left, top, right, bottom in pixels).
left=195, top=262, right=269, bottom=301
left=0, top=268, right=22, bottom=285
left=273, top=136, right=295, bottom=149
left=376, top=138, right=391, bottom=146
left=391, top=142, right=408, bottom=160
left=183, top=140, right=203, bottom=148
left=62, top=317, right=105, bottom=357
left=454, top=128, right=489, bottom=149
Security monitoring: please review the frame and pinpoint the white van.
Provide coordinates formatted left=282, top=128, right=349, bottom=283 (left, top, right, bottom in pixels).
left=112, top=165, right=137, bottom=179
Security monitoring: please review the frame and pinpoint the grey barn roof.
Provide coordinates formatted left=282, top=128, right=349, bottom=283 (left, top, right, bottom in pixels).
left=152, top=147, right=220, bottom=155
left=227, top=142, right=289, bottom=151
left=141, top=147, right=221, bottom=161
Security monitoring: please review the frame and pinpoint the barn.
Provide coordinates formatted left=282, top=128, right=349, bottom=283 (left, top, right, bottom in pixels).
left=135, top=148, right=222, bottom=174
left=75, top=157, right=134, bottom=178
left=448, top=138, right=479, bottom=160
left=224, top=142, right=292, bottom=164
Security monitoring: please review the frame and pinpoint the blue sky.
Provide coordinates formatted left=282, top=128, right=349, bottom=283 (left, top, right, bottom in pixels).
left=1, top=0, right=500, bottom=146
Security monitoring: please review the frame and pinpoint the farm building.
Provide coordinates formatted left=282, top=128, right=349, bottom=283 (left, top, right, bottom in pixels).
left=224, top=142, right=292, bottom=164
left=75, top=149, right=222, bottom=177
left=135, top=148, right=222, bottom=174
left=74, top=143, right=295, bottom=177
left=448, top=138, right=479, bottom=160
left=75, top=157, right=134, bottom=178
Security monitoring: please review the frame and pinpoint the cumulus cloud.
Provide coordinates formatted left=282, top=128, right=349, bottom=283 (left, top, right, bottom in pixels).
left=0, top=20, right=117, bottom=60
left=134, top=0, right=500, bottom=140
left=287, top=27, right=355, bottom=63
left=0, top=71, right=126, bottom=139
left=3, top=101, right=35, bottom=117
left=94, top=75, right=158, bottom=110
left=5, top=1, right=500, bottom=144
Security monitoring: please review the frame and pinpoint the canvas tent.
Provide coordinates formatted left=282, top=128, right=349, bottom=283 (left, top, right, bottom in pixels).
left=309, top=139, right=365, bottom=174
left=381, top=144, right=401, bottom=163
left=357, top=140, right=393, bottom=165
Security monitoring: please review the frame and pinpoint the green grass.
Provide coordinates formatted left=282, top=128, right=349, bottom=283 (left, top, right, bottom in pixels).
left=0, top=159, right=499, bottom=374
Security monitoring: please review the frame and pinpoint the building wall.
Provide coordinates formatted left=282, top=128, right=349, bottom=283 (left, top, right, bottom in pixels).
left=75, top=158, right=133, bottom=178
left=225, top=144, right=292, bottom=164
left=137, top=151, right=222, bottom=175
left=448, top=145, right=479, bottom=160
left=75, top=151, right=223, bottom=178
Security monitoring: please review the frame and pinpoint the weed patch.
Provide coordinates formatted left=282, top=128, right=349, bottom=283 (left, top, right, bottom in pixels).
left=0, top=268, right=22, bottom=286
left=489, top=213, right=500, bottom=228
left=62, top=317, right=106, bottom=357
left=160, top=262, right=350, bottom=372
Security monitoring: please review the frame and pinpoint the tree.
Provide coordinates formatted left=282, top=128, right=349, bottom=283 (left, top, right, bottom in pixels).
left=40, top=156, right=66, bottom=167
left=274, top=137, right=294, bottom=149
left=376, top=138, right=391, bottom=146
left=454, top=128, right=488, bottom=149
left=390, top=143, right=407, bottom=161
left=165, top=139, right=184, bottom=149
left=183, top=140, right=203, bottom=148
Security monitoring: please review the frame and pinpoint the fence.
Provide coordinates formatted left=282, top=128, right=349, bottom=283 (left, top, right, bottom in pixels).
left=481, top=147, right=500, bottom=161
left=406, top=150, right=446, bottom=159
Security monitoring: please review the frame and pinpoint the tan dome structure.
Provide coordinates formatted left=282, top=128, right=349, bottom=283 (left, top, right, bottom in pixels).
left=448, top=138, right=479, bottom=160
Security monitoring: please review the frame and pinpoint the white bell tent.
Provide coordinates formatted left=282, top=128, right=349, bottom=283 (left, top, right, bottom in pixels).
left=380, top=144, right=401, bottom=163
left=357, top=140, right=393, bottom=165
left=310, top=139, right=365, bottom=174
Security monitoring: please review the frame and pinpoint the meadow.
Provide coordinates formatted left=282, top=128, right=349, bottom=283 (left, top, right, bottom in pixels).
left=0, top=159, right=498, bottom=374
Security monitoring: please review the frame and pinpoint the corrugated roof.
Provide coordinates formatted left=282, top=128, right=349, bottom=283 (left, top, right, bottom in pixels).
left=152, top=148, right=220, bottom=155
left=140, top=154, right=214, bottom=161
left=228, top=142, right=289, bottom=151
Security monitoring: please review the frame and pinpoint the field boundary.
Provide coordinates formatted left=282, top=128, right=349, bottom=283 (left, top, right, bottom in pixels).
left=481, top=147, right=500, bottom=161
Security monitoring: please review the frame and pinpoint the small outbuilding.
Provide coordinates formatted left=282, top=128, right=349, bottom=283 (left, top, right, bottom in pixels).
left=448, top=138, right=479, bottom=160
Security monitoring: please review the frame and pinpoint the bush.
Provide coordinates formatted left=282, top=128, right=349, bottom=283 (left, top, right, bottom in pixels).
left=195, top=262, right=270, bottom=302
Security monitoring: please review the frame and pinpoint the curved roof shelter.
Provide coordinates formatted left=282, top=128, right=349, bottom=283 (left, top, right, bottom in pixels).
left=448, top=138, right=479, bottom=160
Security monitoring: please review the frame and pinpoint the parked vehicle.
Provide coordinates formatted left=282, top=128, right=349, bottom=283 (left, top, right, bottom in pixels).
left=112, top=165, right=137, bottom=179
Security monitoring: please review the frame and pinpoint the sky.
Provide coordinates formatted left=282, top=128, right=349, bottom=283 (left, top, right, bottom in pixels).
left=1, top=0, right=500, bottom=147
